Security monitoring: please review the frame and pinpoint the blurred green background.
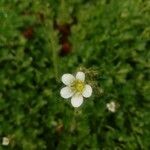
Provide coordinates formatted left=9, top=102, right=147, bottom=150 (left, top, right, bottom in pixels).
left=0, top=0, right=150, bottom=149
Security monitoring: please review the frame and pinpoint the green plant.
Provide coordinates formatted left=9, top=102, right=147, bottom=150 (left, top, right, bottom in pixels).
left=0, top=0, right=150, bottom=149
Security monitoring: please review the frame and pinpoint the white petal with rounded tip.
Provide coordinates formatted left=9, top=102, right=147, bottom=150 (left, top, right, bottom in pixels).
left=82, top=84, right=92, bottom=98
left=71, top=94, right=83, bottom=107
left=76, top=72, right=85, bottom=81
left=61, top=74, right=75, bottom=85
left=60, top=86, right=74, bottom=99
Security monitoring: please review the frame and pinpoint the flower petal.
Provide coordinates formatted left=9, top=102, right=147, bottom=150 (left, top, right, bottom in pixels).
left=71, top=94, right=83, bottom=107
left=76, top=72, right=85, bottom=81
left=60, top=86, right=74, bottom=99
left=82, top=84, right=92, bottom=98
left=61, top=74, right=75, bottom=85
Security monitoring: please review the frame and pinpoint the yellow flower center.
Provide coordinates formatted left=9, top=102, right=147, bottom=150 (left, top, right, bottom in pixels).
left=71, top=80, right=85, bottom=93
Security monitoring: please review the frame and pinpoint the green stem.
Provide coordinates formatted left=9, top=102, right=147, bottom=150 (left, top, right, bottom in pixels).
left=49, top=34, right=59, bottom=81
left=44, top=19, right=59, bottom=82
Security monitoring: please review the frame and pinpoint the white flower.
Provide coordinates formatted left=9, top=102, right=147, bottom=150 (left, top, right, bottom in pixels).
left=60, top=72, right=92, bottom=107
left=106, top=101, right=116, bottom=112
left=2, top=137, right=9, bottom=146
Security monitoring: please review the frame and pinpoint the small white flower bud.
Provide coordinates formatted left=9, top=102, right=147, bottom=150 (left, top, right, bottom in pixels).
left=106, top=101, right=117, bottom=113
left=2, top=137, right=9, bottom=146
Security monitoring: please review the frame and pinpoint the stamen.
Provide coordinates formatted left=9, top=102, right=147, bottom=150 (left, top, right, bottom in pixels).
left=71, top=80, right=85, bottom=93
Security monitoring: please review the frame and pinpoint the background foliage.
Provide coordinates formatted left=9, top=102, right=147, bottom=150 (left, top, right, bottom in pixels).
left=0, top=0, right=150, bottom=149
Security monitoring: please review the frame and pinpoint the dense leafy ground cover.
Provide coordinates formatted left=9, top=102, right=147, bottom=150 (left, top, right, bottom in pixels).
left=0, top=0, right=150, bottom=149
